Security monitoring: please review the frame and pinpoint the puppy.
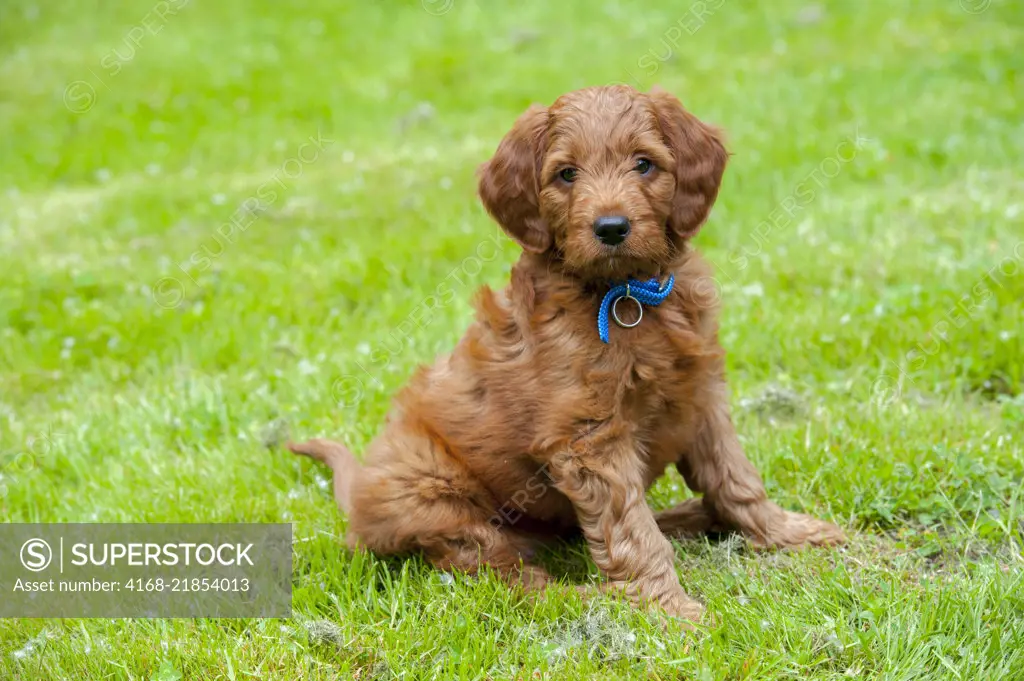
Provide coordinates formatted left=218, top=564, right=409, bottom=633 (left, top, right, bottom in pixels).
left=290, top=85, right=844, bottom=621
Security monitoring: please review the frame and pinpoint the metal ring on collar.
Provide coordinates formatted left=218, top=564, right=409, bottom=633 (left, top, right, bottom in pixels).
left=611, top=295, right=643, bottom=328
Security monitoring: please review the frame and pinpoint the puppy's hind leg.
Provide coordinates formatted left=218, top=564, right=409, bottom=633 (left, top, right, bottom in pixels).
left=653, top=498, right=724, bottom=538
left=288, top=438, right=358, bottom=513
left=421, top=523, right=554, bottom=593
left=344, top=431, right=555, bottom=592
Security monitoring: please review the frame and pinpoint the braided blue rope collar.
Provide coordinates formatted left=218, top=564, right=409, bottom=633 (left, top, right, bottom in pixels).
left=597, top=275, right=675, bottom=343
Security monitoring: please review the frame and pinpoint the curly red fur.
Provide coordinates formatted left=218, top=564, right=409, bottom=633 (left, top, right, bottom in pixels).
left=290, top=85, right=844, bottom=621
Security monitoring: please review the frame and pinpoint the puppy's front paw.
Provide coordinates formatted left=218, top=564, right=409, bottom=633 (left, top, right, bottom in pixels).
left=749, top=512, right=846, bottom=550
left=662, top=593, right=706, bottom=624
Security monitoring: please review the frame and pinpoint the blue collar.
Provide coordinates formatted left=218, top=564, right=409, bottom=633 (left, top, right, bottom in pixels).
left=597, top=275, right=675, bottom=343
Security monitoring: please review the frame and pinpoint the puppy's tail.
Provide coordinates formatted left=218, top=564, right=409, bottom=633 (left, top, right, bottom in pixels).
left=288, top=438, right=358, bottom=513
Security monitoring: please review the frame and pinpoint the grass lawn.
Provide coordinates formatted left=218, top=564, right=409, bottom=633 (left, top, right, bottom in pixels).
left=2, top=0, right=1023, bottom=678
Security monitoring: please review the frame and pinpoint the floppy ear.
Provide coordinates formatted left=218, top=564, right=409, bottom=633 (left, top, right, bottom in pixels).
left=648, top=87, right=728, bottom=239
left=477, top=104, right=551, bottom=254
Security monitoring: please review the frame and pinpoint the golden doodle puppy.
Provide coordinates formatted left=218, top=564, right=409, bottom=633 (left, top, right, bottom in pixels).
left=290, top=85, right=845, bottom=621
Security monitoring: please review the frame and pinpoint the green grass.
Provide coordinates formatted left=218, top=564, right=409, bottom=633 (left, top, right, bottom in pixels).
left=2, top=0, right=1023, bottom=678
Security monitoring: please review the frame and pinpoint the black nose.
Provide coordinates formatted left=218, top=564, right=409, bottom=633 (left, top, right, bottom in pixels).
left=593, top=216, right=631, bottom=246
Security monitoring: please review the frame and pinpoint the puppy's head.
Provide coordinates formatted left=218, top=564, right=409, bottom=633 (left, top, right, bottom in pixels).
left=478, top=85, right=727, bottom=280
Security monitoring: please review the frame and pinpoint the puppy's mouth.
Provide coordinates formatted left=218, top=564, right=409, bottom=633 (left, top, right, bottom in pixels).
left=557, top=218, right=673, bottom=281
left=605, top=255, right=662, bottom=279
left=574, top=251, right=662, bottom=282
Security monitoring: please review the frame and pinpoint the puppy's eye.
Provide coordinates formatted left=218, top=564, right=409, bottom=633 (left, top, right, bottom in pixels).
left=634, top=158, right=654, bottom=175
left=558, top=167, right=578, bottom=183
